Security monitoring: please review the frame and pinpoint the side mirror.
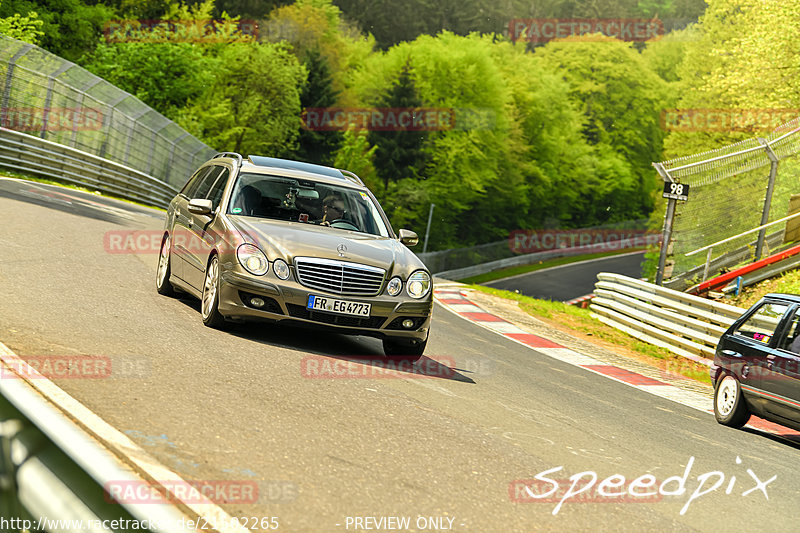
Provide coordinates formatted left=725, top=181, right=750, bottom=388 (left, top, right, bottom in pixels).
left=398, top=229, right=419, bottom=247
left=188, top=198, right=213, bottom=216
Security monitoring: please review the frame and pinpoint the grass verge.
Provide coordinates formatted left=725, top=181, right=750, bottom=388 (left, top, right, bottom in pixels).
left=458, top=248, right=646, bottom=285
left=468, top=284, right=712, bottom=384
left=724, top=268, right=800, bottom=308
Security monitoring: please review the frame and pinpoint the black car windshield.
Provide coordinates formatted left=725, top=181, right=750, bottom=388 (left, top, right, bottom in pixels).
left=227, top=172, right=390, bottom=237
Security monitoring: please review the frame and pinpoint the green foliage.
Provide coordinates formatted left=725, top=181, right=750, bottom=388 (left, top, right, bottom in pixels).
left=368, top=60, right=428, bottom=192
left=532, top=38, right=669, bottom=223
left=0, top=0, right=115, bottom=60
left=0, top=1, right=43, bottom=43
left=293, top=47, right=343, bottom=165
left=177, top=42, right=306, bottom=156
left=82, top=42, right=213, bottom=119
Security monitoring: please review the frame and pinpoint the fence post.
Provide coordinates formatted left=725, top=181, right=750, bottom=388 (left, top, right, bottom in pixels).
left=755, top=137, right=779, bottom=261
left=1, top=44, right=33, bottom=128
left=423, top=203, right=435, bottom=254
left=653, top=162, right=676, bottom=286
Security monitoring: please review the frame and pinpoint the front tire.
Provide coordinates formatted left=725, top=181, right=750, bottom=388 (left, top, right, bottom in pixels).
left=382, top=337, right=427, bottom=363
left=714, top=374, right=751, bottom=428
left=156, top=235, right=176, bottom=297
left=201, top=255, right=226, bottom=329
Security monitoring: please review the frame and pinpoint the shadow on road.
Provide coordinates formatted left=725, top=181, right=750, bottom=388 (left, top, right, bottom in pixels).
left=174, top=295, right=476, bottom=383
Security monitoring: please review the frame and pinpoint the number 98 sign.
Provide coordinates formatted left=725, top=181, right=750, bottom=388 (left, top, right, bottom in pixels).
left=662, top=181, right=689, bottom=201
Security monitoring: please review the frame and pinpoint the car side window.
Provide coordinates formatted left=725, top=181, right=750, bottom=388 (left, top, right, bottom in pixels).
left=779, top=312, right=800, bottom=354
left=181, top=166, right=212, bottom=198
left=206, top=168, right=230, bottom=211
left=192, top=166, right=223, bottom=200
left=733, top=302, right=790, bottom=345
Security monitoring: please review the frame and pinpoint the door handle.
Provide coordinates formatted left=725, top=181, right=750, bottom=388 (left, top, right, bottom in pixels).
left=721, top=350, right=742, bottom=358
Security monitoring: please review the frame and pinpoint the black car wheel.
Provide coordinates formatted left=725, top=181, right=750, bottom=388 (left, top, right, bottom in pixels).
left=156, top=234, right=177, bottom=297
left=714, top=374, right=751, bottom=428
left=201, top=255, right=226, bottom=329
left=382, top=336, right=427, bottom=363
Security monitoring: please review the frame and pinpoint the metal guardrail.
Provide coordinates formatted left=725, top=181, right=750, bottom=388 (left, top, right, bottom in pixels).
left=0, top=346, right=194, bottom=532
left=590, top=273, right=745, bottom=365
left=664, top=230, right=785, bottom=290
left=0, top=127, right=179, bottom=208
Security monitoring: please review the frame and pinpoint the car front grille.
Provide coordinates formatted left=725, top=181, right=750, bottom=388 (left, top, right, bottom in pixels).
left=294, top=257, right=385, bottom=296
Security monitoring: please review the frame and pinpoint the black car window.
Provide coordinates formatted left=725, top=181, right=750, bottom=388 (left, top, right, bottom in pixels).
left=779, top=311, right=800, bottom=354
left=180, top=166, right=211, bottom=197
left=206, top=168, right=230, bottom=211
left=192, top=166, right=223, bottom=200
left=733, top=302, right=790, bottom=345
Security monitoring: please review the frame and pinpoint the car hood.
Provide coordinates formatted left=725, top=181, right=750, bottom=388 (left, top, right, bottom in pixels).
left=228, top=216, right=425, bottom=274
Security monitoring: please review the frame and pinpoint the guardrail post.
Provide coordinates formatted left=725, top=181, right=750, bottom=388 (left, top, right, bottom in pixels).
left=755, top=137, right=779, bottom=261
left=702, top=247, right=713, bottom=282
left=653, top=162, right=676, bottom=286
left=0, top=419, right=24, bottom=519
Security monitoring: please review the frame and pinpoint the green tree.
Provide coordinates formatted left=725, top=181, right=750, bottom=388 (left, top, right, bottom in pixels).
left=82, top=42, right=213, bottom=119
left=368, top=60, right=428, bottom=193
left=532, top=37, right=669, bottom=222
left=0, top=0, right=43, bottom=43
left=0, top=0, right=114, bottom=60
left=294, top=48, right=343, bottom=165
left=178, top=42, right=306, bottom=155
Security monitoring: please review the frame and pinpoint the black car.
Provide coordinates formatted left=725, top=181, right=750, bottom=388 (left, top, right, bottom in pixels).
left=711, top=293, right=800, bottom=430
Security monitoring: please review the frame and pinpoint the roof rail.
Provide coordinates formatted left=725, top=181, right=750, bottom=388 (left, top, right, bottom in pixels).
left=339, top=169, right=365, bottom=186
left=214, top=152, right=243, bottom=167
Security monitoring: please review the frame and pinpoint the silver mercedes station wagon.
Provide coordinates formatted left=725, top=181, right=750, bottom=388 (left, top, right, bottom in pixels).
left=156, top=153, right=432, bottom=360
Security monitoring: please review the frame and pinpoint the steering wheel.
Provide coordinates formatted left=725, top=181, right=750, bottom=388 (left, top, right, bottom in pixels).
left=329, top=219, right=359, bottom=231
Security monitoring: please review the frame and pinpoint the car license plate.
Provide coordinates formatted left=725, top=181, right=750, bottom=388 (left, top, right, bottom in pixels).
left=307, top=295, right=371, bottom=317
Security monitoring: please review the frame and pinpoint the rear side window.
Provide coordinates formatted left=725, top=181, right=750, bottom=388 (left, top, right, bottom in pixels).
left=779, top=310, right=800, bottom=353
left=192, top=166, right=223, bottom=199
left=733, top=302, right=791, bottom=344
left=206, top=168, right=230, bottom=211
left=181, top=166, right=212, bottom=198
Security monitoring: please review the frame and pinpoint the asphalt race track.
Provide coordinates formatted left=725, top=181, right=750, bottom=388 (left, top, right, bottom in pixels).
left=1, top=177, right=799, bottom=532
left=485, top=251, right=647, bottom=301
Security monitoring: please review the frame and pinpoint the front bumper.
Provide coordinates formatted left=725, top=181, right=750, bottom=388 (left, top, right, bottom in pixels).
left=218, top=269, right=432, bottom=341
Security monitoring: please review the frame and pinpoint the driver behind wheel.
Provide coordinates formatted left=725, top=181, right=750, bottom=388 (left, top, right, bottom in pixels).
left=320, top=194, right=346, bottom=226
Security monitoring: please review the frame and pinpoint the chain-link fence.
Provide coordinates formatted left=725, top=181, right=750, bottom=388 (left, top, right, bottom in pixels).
left=419, top=219, right=651, bottom=276
left=656, top=117, right=800, bottom=288
left=0, top=34, right=215, bottom=191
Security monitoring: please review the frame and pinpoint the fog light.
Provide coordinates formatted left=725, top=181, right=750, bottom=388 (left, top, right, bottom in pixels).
left=250, top=297, right=265, bottom=308
left=402, top=319, right=415, bottom=329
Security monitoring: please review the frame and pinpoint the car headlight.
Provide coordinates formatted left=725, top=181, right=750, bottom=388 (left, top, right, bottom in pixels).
left=386, top=276, right=402, bottom=296
left=406, top=270, right=431, bottom=299
left=237, top=244, right=269, bottom=276
left=273, top=259, right=290, bottom=280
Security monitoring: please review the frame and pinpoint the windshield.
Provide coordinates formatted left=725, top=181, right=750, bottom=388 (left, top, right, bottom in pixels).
left=227, top=172, right=390, bottom=237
